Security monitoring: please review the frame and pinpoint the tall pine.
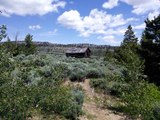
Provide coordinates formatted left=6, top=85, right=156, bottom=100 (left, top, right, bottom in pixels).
left=122, top=25, right=138, bottom=46
left=114, top=25, right=143, bottom=83
left=141, top=15, right=160, bottom=85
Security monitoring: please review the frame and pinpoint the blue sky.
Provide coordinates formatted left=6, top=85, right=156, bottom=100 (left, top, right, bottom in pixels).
left=0, top=0, right=160, bottom=45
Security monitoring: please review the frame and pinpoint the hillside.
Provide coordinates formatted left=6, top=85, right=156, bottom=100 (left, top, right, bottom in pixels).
left=0, top=41, right=117, bottom=57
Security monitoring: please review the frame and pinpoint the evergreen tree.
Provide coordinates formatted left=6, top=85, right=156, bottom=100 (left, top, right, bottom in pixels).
left=25, top=34, right=33, bottom=47
left=141, top=15, right=160, bottom=85
left=0, top=25, right=7, bottom=41
left=24, top=34, right=36, bottom=55
left=110, top=25, right=144, bottom=83
left=122, top=25, right=138, bottom=47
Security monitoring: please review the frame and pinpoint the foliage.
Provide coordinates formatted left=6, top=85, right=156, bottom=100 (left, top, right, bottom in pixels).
left=69, top=67, right=86, bottom=82
left=0, top=25, right=7, bottom=41
left=102, top=24, right=160, bottom=120
left=122, top=25, right=138, bottom=48
left=122, top=82, right=160, bottom=120
left=0, top=52, right=85, bottom=120
left=71, top=88, right=84, bottom=107
left=87, top=68, right=105, bottom=78
left=25, top=34, right=33, bottom=47
left=114, top=46, right=144, bottom=82
left=24, top=34, right=36, bottom=55
left=38, top=86, right=83, bottom=120
left=90, top=78, right=108, bottom=91
left=140, top=15, right=160, bottom=85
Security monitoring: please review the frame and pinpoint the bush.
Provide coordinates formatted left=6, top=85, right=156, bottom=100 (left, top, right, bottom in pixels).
left=0, top=52, right=86, bottom=120
left=69, top=68, right=86, bottom=82
left=71, top=88, right=84, bottom=107
left=52, top=62, right=71, bottom=79
left=39, top=86, right=83, bottom=120
left=39, top=65, right=52, bottom=77
left=0, top=81, right=33, bottom=120
left=121, top=82, right=160, bottom=120
left=87, top=68, right=105, bottom=78
left=90, top=78, right=108, bottom=91
left=153, top=104, right=160, bottom=120
left=34, top=58, right=45, bottom=67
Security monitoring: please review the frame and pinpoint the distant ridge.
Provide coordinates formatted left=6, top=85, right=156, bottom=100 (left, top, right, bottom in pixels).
left=0, top=41, right=118, bottom=48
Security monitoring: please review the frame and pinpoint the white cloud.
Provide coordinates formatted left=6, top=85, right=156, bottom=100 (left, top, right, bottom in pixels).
left=58, top=10, right=84, bottom=32
left=126, top=17, right=139, bottom=22
left=133, top=23, right=145, bottom=30
left=102, top=0, right=119, bottom=9
left=48, top=29, right=58, bottom=35
left=105, top=27, right=126, bottom=35
left=97, top=35, right=120, bottom=46
left=29, top=25, right=41, bottom=30
left=58, top=9, right=136, bottom=45
left=103, top=0, right=160, bottom=16
left=121, top=0, right=160, bottom=15
left=148, top=10, right=160, bottom=20
left=58, top=9, right=133, bottom=37
left=38, top=29, right=58, bottom=36
left=0, top=0, right=66, bottom=16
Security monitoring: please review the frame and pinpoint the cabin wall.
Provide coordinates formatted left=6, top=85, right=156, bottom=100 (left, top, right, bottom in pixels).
left=66, top=52, right=89, bottom=58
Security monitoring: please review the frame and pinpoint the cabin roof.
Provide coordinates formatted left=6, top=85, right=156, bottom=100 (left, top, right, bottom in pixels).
left=66, top=47, right=90, bottom=54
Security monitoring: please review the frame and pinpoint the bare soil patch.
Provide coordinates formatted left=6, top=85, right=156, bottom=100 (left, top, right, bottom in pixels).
left=67, top=79, right=126, bottom=120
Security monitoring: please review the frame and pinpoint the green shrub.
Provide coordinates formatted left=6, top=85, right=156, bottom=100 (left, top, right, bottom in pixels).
left=52, top=62, right=71, bottom=79
left=69, top=68, right=86, bottom=82
left=34, top=58, right=45, bottom=67
left=71, top=88, right=84, bottom=107
left=87, top=68, right=105, bottom=78
left=39, top=65, right=52, bottom=77
left=0, top=52, right=86, bottom=120
left=39, top=86, right=83, bottom=120
left=121, top=82, right=160, bottom=120
left=90, top=78, right=108, bottom=91
left=0, top=82, right=32, bottom=120
left=153, top=104, right=160, bottom=120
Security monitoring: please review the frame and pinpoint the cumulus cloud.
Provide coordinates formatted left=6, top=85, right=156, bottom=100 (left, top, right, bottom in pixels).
left=58, top=9, right=137, bottom=45
left=58, top=9, right=134, bottom=37
left=102, top=0, right=119, bottom=9
left=29, top=25, right=41, bottom=30
left=103, top=0, right=160, bottom=16
left=121, top=0, right=160, bottom=15
left=58, top=10, right=84, bottom=32
left=0, top=0, right=66, bottom=16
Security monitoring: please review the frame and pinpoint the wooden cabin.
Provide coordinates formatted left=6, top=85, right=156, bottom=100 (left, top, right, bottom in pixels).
left=66, top=47, right=91, bottom=58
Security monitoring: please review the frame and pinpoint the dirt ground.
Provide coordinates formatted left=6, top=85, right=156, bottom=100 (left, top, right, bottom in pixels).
left=68, top=79, right=126, bottom=120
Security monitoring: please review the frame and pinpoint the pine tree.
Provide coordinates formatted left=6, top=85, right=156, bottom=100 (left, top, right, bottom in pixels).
left=25, top=34, right=33, bottom=47
left=112, top=25, right=144, bottom=83
left=0, top=25, right=7, bottom=41
left=141, top=15, right=160, bottom=85
left=24, top=34, right=36, bottom=55
left=122, top=25, right=138, bottom=46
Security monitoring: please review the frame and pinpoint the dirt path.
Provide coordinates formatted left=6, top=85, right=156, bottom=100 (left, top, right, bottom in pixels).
left=71, top=79, right=126, bottom=120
